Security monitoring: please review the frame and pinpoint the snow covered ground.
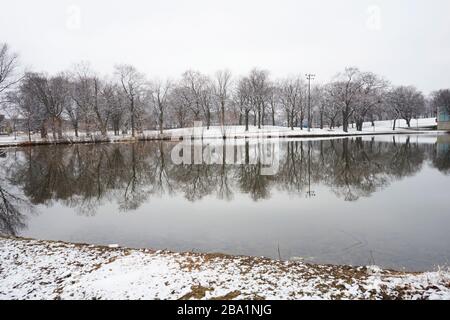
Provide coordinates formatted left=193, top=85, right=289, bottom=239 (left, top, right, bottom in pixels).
left=1, top=237, right=449, bottom=300
left=161, top=117, right=440, bottom=139
left=0, top=118, right=443, bottom=147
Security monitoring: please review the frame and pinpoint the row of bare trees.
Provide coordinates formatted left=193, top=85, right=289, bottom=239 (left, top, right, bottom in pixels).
left=1, top=43, right=449, bottom=140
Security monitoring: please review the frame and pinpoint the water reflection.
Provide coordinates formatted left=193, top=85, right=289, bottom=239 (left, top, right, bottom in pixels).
left=0, top=135, right=449, bottom=270
left=0, top=156, right=34, bottom=235
left=433, top=135, right=450, bottom=174
left=6, top=137, right=447, bottom=209
left=0, top=187, right=27, bottom=235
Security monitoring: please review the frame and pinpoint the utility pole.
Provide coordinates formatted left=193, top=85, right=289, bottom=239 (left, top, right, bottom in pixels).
left=306, top=141, right=316, bottom=198
left=305, top=74, right=315, bottom=132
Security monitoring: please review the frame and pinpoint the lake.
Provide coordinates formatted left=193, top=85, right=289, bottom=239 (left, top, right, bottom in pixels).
left=1, top=134, right=449, bottom=271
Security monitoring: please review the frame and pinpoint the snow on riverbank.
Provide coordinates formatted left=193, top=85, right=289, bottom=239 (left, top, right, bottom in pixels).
left=161, top=117, right=440, bottom=139
left=0, top=118, right=443, bottom=148
left=1, top=237, right=449, bottom=300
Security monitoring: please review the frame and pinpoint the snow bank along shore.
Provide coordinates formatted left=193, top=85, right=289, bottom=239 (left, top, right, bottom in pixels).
left=1, top=237, right=449, bottom=300
left=0, top=118, right=443, bottom=148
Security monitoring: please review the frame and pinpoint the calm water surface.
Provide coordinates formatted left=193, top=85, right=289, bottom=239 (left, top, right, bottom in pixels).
left=1, top=134, right=449, bottom=271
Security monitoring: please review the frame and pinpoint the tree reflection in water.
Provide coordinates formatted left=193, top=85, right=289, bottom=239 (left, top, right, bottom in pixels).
left=0, top=151, right=34, bottom=236
left=0, top=135, right=449, bottom=234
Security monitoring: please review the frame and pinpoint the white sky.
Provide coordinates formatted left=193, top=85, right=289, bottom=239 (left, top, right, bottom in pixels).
left=1, top=0, right=449, bottom=93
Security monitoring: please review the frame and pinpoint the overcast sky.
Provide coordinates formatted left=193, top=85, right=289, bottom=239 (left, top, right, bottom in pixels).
left=1, top=0, right=449, bottom=93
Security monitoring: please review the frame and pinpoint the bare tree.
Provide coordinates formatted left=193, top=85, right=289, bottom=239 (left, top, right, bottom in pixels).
left=235, top=77, right=252, bottom=131
left=199, top=78, right=214, bottom=130
left=69, top=63, right=95, bottom=136
left=15, top=73, right=49, bottom=138
left=248, top=69, right=270, bottom=129
left=115, top=64, right=146, bottom=137
left=432, top=89, right=450, bottom=115
left=279, top=76, right=305, bottom=130
left=169, top=85, right=190, bottom=128
left=25, top=73, right=71, bottom=139
left=267, top=82, right=279, bottom=126
left=96, top=80, right=118, bottom=135
left=353, top=72, right=388, bottom=131
left=8, top=81, right=43, bottom=141
left=109, top=85, right=127, bottom=136
left=149, top=79, right=172, bottom=134
left=213, top=70, right=232, bottom=127
left=0, top=43, right=21, bottom=106
left=68, top=63, right=115, bottom=137
left=180, top=70, right=214, bottom=128
left=321, top=83, right=342, bottom=129
left=387, top=86, right=425, bottom=130
left=64, top=96, right=82, bottom=137
left=312, top=85, right=325, bottom=129
left=329, top=67, right=365, bottom=132
left=181, top=70, right=202, bottom=123
left=90, top=76, right=112, bottom=136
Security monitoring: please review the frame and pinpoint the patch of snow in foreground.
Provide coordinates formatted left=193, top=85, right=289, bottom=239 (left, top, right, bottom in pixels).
left=0, top=237, right=449, bottom=300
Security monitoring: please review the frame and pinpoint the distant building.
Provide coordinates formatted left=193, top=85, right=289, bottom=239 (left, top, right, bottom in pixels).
left=438, top=107, right=450, bottom=130
left=0, top=116, right=30, bottom=134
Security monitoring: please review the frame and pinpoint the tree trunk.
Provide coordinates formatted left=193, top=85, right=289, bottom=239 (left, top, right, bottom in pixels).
left=286, top=112, right=290, bottom=129
left=206, top=110, right=211, bottom=130
left=57, top=118, right=63, bottom=139
left=245, top=141, right=249, bottom=164
left=27, top=120, right=32, bottom=142
left=245, top=111, right=249, bottom=132
left=113, top=121, right=119, bottom=136
left=290, top=111, right=294, bottom=130
left=356, top=120, right=363, bottom=131
left=131, top=98, right=135, bottom=137
left=85, top=118, right=91, bottom=136
left=51, top=118, right=57, bottom=139
left=342, top=111, right=349, bottom=133
left=221, top=102, right=225, bottom=127
left=320, top=112, right=324, bottom=130
left=261, top=105, right=265, bottom=127
left=41, top=122, right=48, bottom=139
left=258, top=107, right=261, bottom=129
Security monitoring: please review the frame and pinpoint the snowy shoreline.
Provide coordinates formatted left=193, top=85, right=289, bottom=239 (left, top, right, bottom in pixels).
left=0, top=118, right=444, bottom=149
left=1, top=236, right=449, bottom=300
left=0, top=129, right=437, bottom=149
